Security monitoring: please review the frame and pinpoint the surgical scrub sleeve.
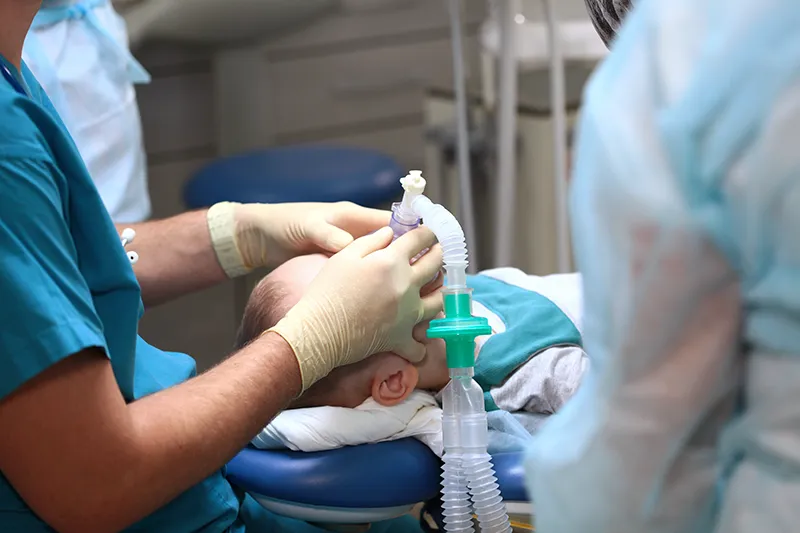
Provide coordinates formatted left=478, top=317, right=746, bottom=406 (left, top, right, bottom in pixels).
left=528, top=1, right=800, bottom=532
left=0, top=56, right=347, bottom=533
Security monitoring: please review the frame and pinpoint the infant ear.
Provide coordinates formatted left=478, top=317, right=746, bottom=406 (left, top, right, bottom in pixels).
left=370, top=357, right=419, bottom=407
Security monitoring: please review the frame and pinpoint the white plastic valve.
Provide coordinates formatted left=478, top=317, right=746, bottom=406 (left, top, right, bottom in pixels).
left=400, top=170, right=426, bottom=196
left=399, top=170, right=427, bottom=214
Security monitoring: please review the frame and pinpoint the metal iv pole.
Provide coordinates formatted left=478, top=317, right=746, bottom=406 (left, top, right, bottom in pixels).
left=492, top=0, right=519, bottom=268
left=543, top=0, right=570, bottom=273
left=448, top=0, right=571, bottom=272
left=492, top=0, right=570, bottom=272
left=446, top=0, right=479, bottom=273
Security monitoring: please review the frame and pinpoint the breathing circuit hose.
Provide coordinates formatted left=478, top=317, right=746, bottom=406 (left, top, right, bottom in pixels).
left=410, top=193, right=512, bottom=533
left=411, top=195, right=468, bottom=286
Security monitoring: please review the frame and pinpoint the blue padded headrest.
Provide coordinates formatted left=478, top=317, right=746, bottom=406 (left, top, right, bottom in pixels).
left=184, top=145, right=404, bottom=208
left=226, top=441, right=530, bottom=509
left=226, top=439, right=442, bottom=508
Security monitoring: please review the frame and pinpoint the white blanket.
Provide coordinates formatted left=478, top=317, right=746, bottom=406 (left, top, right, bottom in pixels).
left=252, top=391, right=444, bottom=456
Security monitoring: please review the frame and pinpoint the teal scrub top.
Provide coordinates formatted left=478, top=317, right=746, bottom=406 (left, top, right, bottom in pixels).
left=0, top=55, right=424, bottom=533
left=0, top=53, right=242, bottom=532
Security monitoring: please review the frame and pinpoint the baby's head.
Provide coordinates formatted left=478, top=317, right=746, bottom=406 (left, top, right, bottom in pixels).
left=237, top=254, right=450, bottom=409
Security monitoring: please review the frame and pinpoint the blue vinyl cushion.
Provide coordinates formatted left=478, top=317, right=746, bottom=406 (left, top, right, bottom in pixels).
left=226, top=440, right=528, bottom=509
left=491, top=452, right=528, bottom=502
left=184, top=145, right=404, bottom=208
left=226, top=439, right=441, bottom=508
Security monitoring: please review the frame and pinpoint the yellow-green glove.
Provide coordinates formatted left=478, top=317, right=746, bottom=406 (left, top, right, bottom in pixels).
left=207, top=201, right=390, bottom=277
left=269, top=226, right=444, bottom=392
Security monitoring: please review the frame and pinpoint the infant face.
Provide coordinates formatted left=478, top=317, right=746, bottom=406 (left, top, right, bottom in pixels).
left=240, top=254, right=450, bottom=409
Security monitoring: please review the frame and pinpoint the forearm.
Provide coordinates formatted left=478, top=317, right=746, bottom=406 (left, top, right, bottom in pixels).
left=0, top=332, right=302, bottom=533
left=122, top=333, right=300, bottom=527
left=118, top=210, right=227, bottom=307
left=80, top=334, right=299, bottom=532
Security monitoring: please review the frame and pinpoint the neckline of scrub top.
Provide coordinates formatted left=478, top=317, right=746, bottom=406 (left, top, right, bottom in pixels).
left=0, top=55, right=29, bottom=97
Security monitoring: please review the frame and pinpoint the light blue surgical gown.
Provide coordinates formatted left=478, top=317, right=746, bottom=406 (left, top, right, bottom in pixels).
left=527, top=0, right=800, bottom=532
left=0, top=54, right=421, bottom=533
left=23, top=0, right=152, bottom=223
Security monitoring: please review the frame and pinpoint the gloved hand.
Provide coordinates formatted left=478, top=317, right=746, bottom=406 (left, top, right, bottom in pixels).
left=206, top=201, right=390, bottom=277
left=268, top=226, right=444, bottom=392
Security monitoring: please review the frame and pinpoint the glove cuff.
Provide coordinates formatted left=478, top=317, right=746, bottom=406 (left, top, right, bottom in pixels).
left=268, top=316, right=332, bottom=394
left=207, top=202, right=250, bottom=279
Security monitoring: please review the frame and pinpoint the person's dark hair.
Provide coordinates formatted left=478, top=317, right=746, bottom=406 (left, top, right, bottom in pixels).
left=235, top=276, right=291, bottom=349
left=584, top=0, right=633, bottom=47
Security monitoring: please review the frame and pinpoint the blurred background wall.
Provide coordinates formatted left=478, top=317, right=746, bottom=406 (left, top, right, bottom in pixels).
left=133, top=0, right=598, bottom=370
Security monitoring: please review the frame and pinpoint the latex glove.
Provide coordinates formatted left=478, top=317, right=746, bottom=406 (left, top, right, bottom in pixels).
left=269, top=226, right=444, bottom=392
left=207, top=201, right=390, bottom=277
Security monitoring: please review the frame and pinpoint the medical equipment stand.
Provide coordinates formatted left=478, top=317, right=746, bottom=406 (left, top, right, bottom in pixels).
left=461, top=0, right=571, bottom=271
left=446, top=0, right=479, bottom=274
left=492, top=0, right=519, bottom=269
left=541, top=0, right=570, bottom=273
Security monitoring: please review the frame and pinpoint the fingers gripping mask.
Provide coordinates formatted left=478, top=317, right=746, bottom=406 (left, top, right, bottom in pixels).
left=584, top=0, right=634, bottom=47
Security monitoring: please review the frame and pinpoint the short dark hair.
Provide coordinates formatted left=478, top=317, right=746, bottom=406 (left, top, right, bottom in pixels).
left=584, top=0, right=633, bottom=47
left=235, top=276, right=292, bottom=349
